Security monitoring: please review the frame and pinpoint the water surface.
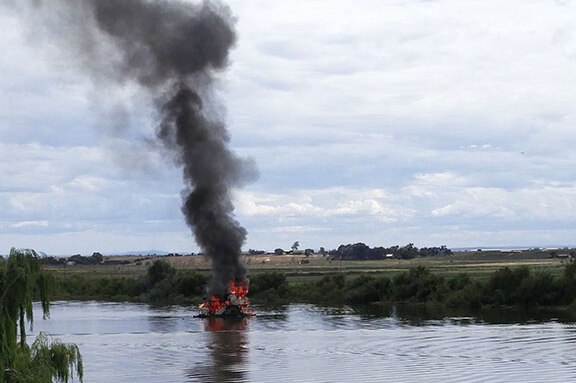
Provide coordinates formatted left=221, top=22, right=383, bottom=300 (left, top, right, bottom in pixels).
left=31, top=302, right=576, bottom=382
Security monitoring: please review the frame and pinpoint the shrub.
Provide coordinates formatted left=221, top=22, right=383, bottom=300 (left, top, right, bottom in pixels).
left=486, top=266, right=531, bottom=305
left=174, top=271, right=207, bottom=297
left=146, top=260, right=175, bottom=288
left=250, top=272, right=286, bottom=293
left=344, top=276, right=390, bottom=304
left=393, top=266, right=442, bottom=302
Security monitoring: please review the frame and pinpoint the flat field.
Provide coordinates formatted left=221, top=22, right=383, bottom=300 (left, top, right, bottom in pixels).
left=44, top=250, right=570, bottom=282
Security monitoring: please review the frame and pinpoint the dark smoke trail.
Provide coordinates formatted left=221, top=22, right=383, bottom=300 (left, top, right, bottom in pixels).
left=158, top=82, right=250, bottom=293
left=23, top=0, right=255, bottom=294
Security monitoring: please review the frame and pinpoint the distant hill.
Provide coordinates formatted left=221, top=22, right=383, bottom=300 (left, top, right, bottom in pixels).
left=452, top=244, right=576, bottom=252
left=105, top=250, right=171, bottom=256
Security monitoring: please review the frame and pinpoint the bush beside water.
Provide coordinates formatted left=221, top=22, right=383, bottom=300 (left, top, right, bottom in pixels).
left=50, top=260, right=576, bottom=311
left=55, top=260, right=208, bottom=304
left=264, top=262, right=576, bottom=310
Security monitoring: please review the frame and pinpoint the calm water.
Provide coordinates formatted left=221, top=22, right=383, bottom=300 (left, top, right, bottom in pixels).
left=31, top=301, right=576, bottom=383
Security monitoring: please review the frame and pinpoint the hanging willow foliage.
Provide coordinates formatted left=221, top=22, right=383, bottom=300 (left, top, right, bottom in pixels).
left=0, top=248, right=83, bottom=383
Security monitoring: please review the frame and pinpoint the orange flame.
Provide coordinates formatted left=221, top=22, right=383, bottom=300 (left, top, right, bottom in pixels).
left=229, top=280, right=249, bottom=299
left=199, top=279, right=251, bottom=316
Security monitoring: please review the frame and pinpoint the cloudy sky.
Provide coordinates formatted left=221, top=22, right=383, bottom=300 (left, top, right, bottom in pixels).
left=1, top=0, right=576, bottom=255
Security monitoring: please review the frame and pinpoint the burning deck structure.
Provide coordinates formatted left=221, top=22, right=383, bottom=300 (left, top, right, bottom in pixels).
left=197, top=280, right=254, bottom=318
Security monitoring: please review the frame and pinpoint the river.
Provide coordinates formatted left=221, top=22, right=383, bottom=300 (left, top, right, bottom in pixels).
left=31, top=301, right=576, bottom=382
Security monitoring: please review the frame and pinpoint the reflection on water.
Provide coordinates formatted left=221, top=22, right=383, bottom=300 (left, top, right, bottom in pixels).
left=30, top=302, right=576, bottom=383
left=353, top=302, right=576, bottom=325
left=147, top=307, right=180, bottom=334
left=187, top=318, right=250, bottom=383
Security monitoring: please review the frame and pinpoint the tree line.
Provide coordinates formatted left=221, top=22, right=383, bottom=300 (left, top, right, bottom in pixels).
left=331, top=242, right=452, bottom=260
left=250, top=242, right=452, bottom=259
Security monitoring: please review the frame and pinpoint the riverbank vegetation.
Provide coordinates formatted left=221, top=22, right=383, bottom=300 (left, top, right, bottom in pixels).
left=54, top=259, right=208, bottom=304
left=49, top=258, right=576, bottom=313
left=286, top=263, right=576, bottom=310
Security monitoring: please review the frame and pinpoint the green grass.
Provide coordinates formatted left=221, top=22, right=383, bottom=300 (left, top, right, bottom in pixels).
left=44, top=252, right=569, bottom=284
left=44, top=255, right=576, bottom=314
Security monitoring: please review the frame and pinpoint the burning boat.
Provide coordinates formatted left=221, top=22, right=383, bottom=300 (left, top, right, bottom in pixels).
left=197, top=280, right=254, bottom=318
left=26, top=0, right=256, bottom=322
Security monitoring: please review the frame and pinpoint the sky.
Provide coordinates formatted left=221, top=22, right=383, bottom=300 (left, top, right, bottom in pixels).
left=1, top=0, right=576, bottom=255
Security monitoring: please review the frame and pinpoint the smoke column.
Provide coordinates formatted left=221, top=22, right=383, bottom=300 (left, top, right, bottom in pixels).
left=24, top=0, right=254, bottom=294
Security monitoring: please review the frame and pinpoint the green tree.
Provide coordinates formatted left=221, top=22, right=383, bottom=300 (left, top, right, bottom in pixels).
left=146, top=259, right=175, bottom=288
left=291, top=241, right=300, bottom=252
left=146, top=260, right=177, bottom=303
left=0, top=248, right=83, bottom=382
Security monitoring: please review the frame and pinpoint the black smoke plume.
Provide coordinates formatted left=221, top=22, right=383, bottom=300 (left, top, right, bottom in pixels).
left=22, top=0, right=254, bottom=294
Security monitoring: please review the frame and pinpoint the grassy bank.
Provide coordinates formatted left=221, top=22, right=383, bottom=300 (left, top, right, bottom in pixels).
left=47, top=258, right=576, bottom=313
left=44, top=249, right=568, bottom=282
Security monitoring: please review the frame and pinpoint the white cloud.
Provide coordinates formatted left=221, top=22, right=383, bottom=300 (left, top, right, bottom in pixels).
left=11, top=220, right=48, bottom=229
left=2, top=0, right=576, bottom=253
left=264, top=225, right=331, bottom=234
left=431, top=185, right=576, bottom=221
left=236, top=188, right=413, bottom=222
left=67, top=176, right=109, bottom=192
